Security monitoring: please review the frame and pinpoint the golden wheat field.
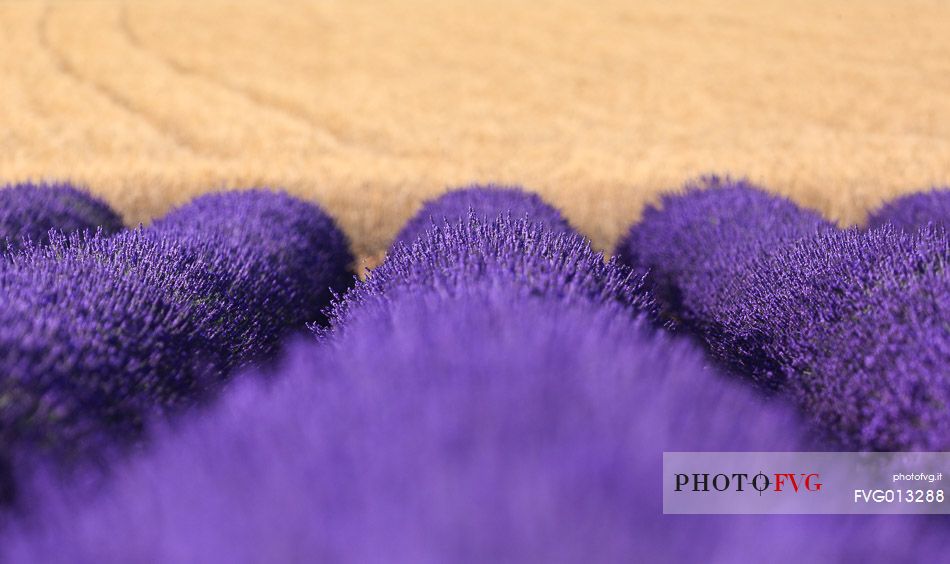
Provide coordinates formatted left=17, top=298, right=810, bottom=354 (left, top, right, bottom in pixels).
left=1, top=0, right=948, bottom=266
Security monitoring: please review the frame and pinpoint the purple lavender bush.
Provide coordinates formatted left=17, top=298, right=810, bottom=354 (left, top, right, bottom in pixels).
left=3, top=292, right=942, bottom=562
left=867, top=187, right=950, bottom=232
left=0, top=191, right=352, bottom=504
left=0, top=232, right=230, bottom=503
left=151, top=189, right=354, bottom=354
left=0, top=182, right=123, bottom=253
left=614, top=176, right=830, bottom=328
left=392, top=184, right=573, bottom=246
left=327, top=212, right=653, bottom=332
left=617, top=179, right=949, bottom=449
left=706, top=225, right=950, bottom=450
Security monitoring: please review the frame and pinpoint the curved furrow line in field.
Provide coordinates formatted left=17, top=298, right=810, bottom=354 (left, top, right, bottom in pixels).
left=117, top=1, right=399, bottom=159
left=37, top=2, right=201, bottom=157
left=116, top=3, right=354, bottom=155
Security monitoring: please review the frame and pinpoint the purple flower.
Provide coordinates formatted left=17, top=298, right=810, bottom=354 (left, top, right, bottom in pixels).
left=4, top=292, right=942, bottom=562
left=708, top=225, right=950, bottom=450
left=152, top=189, right=355, bottom=347
left=616, top=179, right=949, bottom=449
left=614, top=176, right=830, bottom=327
left=0, top=231, right=231, bottom=502
left=325, top=212, right=654, bottom=332
left=867, top=187, right=950, bottom=232
left=392, top=185, right=573, bottom=246
left=0, top=182, right=123, bottom=253
left=0, top=190, right=352, bottom=503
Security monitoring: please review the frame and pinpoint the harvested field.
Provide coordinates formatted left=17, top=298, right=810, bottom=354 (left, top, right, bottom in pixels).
left=1, top=0, right=948, bottom=265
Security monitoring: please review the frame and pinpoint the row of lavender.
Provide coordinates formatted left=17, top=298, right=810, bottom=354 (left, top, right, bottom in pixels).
left=617, top=177, right=949, bottom=451
left=0, top=183, right=354, bottom=506
left=0, top=181, right=947, bottom=561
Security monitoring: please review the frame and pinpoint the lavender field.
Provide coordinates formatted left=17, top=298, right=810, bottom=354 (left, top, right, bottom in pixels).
left=0, top=181, right=947, bottom=562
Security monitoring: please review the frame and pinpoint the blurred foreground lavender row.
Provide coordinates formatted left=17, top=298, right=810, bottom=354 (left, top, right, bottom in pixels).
left=0, top=181, right=947, bottom=561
